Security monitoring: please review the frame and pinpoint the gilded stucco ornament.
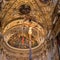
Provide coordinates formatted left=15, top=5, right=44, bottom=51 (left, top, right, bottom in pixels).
left=0, top=0, right=59, bottom=60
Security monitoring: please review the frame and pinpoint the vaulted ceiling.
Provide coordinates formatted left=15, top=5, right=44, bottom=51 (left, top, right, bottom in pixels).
left=0, top=0, right=60, bottom=39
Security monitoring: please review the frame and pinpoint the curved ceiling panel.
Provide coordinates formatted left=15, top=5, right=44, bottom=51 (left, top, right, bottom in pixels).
left=0, top=0, right=58, bottom=31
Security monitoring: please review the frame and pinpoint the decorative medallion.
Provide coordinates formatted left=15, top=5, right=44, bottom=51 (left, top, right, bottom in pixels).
left=19, top=4, right=31, bottom=15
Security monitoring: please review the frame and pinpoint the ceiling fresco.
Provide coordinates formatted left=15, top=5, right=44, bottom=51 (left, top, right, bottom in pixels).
left=0, top=0, right=58, bottom=30
left=0, top=0, right=60, bottom=60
